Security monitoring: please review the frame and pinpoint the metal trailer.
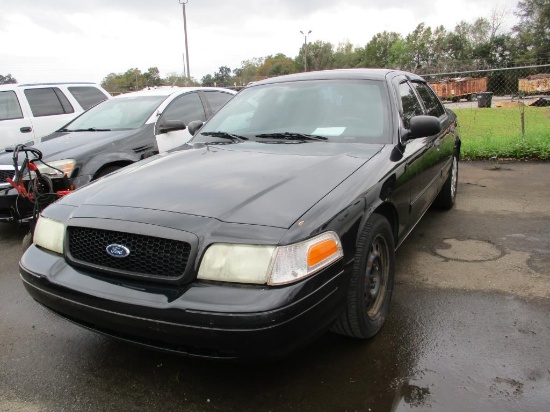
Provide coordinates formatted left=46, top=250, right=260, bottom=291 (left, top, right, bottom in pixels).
left=429, top=77, right=488, bottom=102
left=518, top=74, right=550, bottom=95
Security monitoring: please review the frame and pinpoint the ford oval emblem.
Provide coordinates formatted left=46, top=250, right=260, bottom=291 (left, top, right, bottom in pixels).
left=106, top=244, right=131, bottom=258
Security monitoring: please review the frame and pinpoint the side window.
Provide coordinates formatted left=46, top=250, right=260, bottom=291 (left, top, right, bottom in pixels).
left=0, top=91, right=23, bottom=121
left=68, top=86, right=108, bottom=110
left=203, top=91, right=234, bottom=114
left=24, top=88, right=74, bottom=117
left=412, top=82, right=446, bottom=117
left=161, top=92, right=206, bottom=124
left=398, top=82, right=423, bottom=128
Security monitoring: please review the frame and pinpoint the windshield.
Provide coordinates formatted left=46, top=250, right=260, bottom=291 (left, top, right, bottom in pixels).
left=63, top=95, right=167, bottom=131
left=196, top=79, right=391, bottom=144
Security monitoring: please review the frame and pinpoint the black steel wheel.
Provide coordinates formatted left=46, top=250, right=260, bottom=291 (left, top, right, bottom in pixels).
left=331, top=213, right=395, bottom=339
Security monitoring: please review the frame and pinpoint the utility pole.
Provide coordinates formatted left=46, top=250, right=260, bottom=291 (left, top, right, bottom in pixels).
left=179, top=0, right=191, bottom=81
left=300, top=30, right=311, bottom=72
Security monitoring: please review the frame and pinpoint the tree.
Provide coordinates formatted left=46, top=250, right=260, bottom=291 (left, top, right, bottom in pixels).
left=234, top=58, right=264, bottom=85
left=0, top=74, right=17, bottom=84
left=360, top=31, right=402, bottom=68
left=446, top=30, right=473, bottom=63
left=165, top=72, right=200, bottom=87
left=101, top=73, right=123, bottom=94
left=388, top=39, right=412, bottom=70
left=333, top=41, right=362, bottom=69
left=213, top=66, right=232, bottom=86
left=404, top=23, right=434, bottom=71
left=361, top=31, right=401, bottom=67
left=143, top=67, right=162, bottom=88
left=298, top=40, right=334, bottom=71
left=201, top=74, right=215, bottom=86
left=257, top=54, right=294, bottom=77
left=513, top=0, right=550, bottom=64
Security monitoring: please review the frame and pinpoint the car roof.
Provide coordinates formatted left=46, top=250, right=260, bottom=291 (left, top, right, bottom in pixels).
left=0, top=82, right=101, bottom=91
left=114, top=87, right=237, bottom=99
left=248, top=68, right=425, bottom=86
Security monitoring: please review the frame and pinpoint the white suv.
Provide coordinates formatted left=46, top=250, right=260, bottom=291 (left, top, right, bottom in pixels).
left=0, top=82, right=110, bottom=150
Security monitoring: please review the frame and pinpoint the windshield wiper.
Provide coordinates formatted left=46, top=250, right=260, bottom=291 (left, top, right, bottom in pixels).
left=256, top=132, right=327, bottom=141
left=200, top=131, right=248, bottom=141
left=69, top=127, right=112, bottom=132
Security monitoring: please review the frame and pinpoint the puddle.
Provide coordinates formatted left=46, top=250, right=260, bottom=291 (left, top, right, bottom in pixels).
left=433, top=238, right=506, bottom=262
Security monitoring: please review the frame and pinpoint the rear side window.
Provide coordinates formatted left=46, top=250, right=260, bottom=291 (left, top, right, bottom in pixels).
left=412, top=82, right=446, bottom=117
left=25, top=88, right=74, bottom=117
left=162, top=92, right=206, bottom=124
left=68, top=86, right=108, bottom=110
left=203, top=91, right=234, bottom=114
left=0, top=91, right=23, bottom=120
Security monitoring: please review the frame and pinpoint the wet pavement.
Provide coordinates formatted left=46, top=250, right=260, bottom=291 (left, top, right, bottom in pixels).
left=1, top=161, right=549, bottom=411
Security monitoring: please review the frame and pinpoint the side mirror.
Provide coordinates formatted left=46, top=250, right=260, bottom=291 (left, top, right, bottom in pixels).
left=187, top=120, right=204, bottom=136
left=158, top=120, right=186, bottom=134
left=409, top=115, right=441, bottom=139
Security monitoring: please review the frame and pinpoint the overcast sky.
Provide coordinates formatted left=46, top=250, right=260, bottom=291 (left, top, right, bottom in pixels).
left=1, top=0, right=518, bottom=84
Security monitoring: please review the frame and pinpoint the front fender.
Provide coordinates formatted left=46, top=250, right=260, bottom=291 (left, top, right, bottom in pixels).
left=80, top=152, right=139, bottom=178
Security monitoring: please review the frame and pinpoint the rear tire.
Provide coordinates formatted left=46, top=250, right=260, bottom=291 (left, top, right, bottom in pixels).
left=434, top=155, right=458, bottom=209
left=331, top=213, right=395, bottom=339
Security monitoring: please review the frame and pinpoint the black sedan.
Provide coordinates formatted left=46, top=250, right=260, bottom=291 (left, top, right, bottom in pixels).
left=20, top=69, right=460, bottom=360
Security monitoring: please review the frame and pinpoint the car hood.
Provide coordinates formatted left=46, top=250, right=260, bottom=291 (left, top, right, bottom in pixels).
left=0, top=129, right=142, bottom=165
left=59, top=142, right=383, bottom=229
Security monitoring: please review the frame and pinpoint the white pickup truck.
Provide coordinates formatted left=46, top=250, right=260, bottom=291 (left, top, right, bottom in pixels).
left=0, top=82, right=110, bottom=150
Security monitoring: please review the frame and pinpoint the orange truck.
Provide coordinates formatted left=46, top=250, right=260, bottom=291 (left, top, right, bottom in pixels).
left=429, top=77, right=488, bottom=102
left=518, top=74, right=550, bottom=95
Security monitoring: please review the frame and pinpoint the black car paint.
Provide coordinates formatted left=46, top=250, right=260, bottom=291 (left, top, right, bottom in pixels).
left=19, top=69, right=460, bottom=359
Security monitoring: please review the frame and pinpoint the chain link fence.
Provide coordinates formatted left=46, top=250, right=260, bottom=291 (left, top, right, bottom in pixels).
left=422, top=64, right=550, bottom=160
left=424, top=64, right=550, bottom=106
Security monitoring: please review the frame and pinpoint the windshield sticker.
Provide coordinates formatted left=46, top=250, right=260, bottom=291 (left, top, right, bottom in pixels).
left=313, top=127, right=345, bottom=136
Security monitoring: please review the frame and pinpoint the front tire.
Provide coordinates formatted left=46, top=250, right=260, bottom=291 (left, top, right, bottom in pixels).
left=331, top=214, right=395, bottom=339
left=22, top=231, right=33, bottom=252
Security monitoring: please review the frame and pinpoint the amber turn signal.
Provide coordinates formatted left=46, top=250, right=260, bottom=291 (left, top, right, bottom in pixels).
left=307, top=239, right=339, bottom=267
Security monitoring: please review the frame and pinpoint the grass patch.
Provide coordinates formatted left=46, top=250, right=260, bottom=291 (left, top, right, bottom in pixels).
left=453, top=106, right=550, bottom=160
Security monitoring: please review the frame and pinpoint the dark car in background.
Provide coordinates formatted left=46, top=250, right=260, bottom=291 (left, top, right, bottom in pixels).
left=0, top=87, right=236, bottom=222
left=20, top=69, right=460, bottom=360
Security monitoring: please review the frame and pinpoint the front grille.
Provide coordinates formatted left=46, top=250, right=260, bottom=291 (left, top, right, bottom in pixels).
left=0, top=169, right=14, bottom=184
left=67, top=227, right=191, bottom=280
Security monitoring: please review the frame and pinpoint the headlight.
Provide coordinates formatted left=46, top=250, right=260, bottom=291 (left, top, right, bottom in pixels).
left=33, top=216, right=65, bottom=254
left=35, top=159, right=76, bottom=178
left=197, top=232, right=343, bottom=285
left=198, top=244, right=276, bottom=284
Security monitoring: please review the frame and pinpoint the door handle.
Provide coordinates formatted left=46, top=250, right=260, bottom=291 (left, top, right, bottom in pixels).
left=20, top=127, right=32, bottom=133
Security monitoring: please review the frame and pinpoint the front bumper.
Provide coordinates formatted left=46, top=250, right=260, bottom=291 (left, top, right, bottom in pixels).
left=20, top=245, right=350, bottom=360
left=0, top=187, right=32, bottom=222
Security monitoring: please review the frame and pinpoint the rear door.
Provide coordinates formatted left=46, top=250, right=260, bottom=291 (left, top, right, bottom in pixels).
left=0, top=89, right=35, bottom=149
left=23, top=87, right=76, bottom=140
